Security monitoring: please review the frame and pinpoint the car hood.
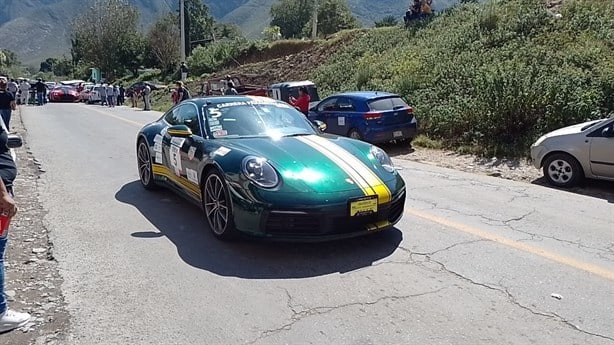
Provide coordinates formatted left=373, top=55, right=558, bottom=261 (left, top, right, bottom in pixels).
left=216, top=135, right=389, bottom=194
left=544, top=119, right=604, bottom=138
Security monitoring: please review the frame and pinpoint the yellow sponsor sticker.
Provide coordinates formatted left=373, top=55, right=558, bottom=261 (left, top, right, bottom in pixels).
left=350, top=196, right=378, bottom=217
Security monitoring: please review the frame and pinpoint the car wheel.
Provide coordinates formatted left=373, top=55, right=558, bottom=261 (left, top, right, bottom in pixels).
left=348, top=129, right=362, bottom=140
left=137, top=140, right=157, bottom=190
left=543, top=153, right=583, bottom=188
left=202, top=170, right=236, bottom=240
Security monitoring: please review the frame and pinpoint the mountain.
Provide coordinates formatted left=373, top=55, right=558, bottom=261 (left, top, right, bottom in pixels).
left=0, top=0, right=458, bottom=66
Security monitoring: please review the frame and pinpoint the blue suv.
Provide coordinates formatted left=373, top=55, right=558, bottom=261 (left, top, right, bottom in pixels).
left=309, top=91, right=417, bottom=144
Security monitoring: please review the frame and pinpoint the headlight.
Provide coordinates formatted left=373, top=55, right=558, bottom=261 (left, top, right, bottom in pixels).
left=370, top=146, right=395, bottom=173
left=242, top=156, right=279, bottom=188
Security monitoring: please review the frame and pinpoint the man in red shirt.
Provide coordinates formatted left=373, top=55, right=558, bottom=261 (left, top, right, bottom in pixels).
left=289, top=86, right=310, bottom=115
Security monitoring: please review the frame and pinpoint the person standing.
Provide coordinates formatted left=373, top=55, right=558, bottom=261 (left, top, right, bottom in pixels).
left=0, top=78, right=16, bottom=129
left=142, top=84, right=151, bottom=111
left=224, top=81, right=238, bottom=95
left=18, top=79, right=29, bottom=106
left=106, top=84, right=114, bottom=107
left=6, top=80, right=17, bottom=99
left=118, top=85, right=125, bottom=106
left=34, top=79, right=47, bottom=106
left=175, top=81, right=190, bottom=104
left=99, top=84, right=107, bottom=106
left=0, top=115, right=31, bottom=333
left=289, top=86, right=311, bottom=115
left=180, top=62, right=188, bottom=82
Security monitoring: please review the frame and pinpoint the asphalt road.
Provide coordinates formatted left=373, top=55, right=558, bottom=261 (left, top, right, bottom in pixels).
left=20, top=103, right=614, bottom=345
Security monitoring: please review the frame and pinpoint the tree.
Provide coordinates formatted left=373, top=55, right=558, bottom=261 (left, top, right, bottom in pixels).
left=375, top=15, right=399, bottom=28
left=213, top=23, right=242, bottom=40
left=71, top=0, right=144, bottom=80
left=147, top=14, right=180, bottom=73
left=303, top=0, right=359, bottom=38
left=262, top=26, right=282, bottom=41
left=39, top=58, right=57, bottom=73
left=270, top=0, right=314, bottom=38
left=184, top=0, right=216, bottom=56
left=52, top=57, right=75, bottom=77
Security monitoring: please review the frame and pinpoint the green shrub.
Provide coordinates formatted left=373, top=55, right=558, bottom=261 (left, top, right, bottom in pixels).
left=311, top=0, right=614, bottom=156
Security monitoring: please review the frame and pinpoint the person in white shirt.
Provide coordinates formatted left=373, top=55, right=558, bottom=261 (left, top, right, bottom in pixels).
left=18, top=80, right=29, bottom=105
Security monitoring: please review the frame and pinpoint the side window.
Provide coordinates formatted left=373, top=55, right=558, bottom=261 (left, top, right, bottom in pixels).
left=164, top=107, right=181, bottom=125
left=175, top=104, right=201, bottom=136
left=336, top=97, right=356, bottom=112
left=318, top=97, right=338, bottom=112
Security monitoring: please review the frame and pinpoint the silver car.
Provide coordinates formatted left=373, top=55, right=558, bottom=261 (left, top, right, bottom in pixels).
left=531, top=118, right=614, bottom=187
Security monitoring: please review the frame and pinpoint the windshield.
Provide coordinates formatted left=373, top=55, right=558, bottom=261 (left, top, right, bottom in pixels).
left=581, top=119, right=605, bottom=131
left=204, top=100, right=317, bottom=139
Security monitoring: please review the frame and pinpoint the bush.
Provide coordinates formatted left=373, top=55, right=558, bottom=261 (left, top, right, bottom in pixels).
left=311, top=0, right=614, bottom=156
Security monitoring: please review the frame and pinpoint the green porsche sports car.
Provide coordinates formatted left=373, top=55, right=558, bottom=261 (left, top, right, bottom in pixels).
left=136, top=96, right=406, bottom=241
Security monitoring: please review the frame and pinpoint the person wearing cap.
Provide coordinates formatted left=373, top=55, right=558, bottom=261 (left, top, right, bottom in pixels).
left=0, top=78, right=16, bottom=129
left=289, top=86, right=311, bottom=116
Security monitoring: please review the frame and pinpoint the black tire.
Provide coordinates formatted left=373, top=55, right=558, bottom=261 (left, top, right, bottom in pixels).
left=137, top=140, right=158, bottom=190
left=348, top=128, right=363, bottom=141
left=542, top=153, right=583, bottom=188
left=201, top=170, right=236, bottom=240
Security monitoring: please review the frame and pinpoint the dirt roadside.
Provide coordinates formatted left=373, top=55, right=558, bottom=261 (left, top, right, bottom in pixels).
left=0, top=108, right=69, bottom=345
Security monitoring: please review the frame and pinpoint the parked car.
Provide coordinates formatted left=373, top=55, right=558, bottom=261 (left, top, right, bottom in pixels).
left=308, top=92, right=417, bottom=144
left=127, top=81, right=164, bottom=94
left=530, top=117, right=614, bottom=187
left=135, top=95, right=406, bottom=241
left=79, top=84, right=95, bottom=102
left=268, top=80, right=320, bottom=109
left=87, top=85, right=105, bottom=104
left=48, top=86, right=79, bottom=102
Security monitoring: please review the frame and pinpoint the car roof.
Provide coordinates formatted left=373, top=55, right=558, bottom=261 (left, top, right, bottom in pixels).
left=329, top=91, right=398, bottom=100
left=186, top=95, right=285, bottom=107
left=269, top=80, right=316, bottom=88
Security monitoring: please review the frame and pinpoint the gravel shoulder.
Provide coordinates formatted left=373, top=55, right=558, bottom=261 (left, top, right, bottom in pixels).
left=0, top=107, right=69, bottom=345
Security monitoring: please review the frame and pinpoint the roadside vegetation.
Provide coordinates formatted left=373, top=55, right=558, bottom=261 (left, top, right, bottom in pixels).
left=312, top=0, right=614, bottom=156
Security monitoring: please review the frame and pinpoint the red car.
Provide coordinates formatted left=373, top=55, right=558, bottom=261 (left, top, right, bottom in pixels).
left=49, top=86, right=80, bottom=102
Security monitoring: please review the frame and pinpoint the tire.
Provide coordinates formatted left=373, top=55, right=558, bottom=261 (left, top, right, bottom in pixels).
left=542, top=153, right=583, bottom=188
left=348, top=129, right=363, bottom=141
left=137, top=140, right=158, bottom=190
left=201, top=170, right=236, bottom=240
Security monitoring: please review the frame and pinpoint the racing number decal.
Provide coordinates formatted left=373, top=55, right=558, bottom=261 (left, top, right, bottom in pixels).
left=170, top=145, right=182, bottom=174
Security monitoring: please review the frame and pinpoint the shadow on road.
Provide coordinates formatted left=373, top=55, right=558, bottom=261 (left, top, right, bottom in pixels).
left=379, top=141, right=415, bottom=157
left=531, top=177, right=614, bottom=203
left=115, top=181, right=402, bottom=279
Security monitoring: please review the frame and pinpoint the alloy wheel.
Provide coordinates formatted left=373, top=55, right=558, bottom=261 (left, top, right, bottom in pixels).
left=203, top=174, right=229, bottom=235
left=137, top=142, right=152, bottom=186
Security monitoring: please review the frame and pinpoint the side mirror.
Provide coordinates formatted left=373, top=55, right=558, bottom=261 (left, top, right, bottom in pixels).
left=7, top=134, right=22, bottom=149
left=167, top=125, right=192, bottom=137
left=313, top=120, right=327, bottom=132
left=602, top=127, right=614, bottom=138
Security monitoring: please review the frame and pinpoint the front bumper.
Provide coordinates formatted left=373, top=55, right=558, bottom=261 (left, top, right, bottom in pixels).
left=530, top=145, right=546, bottom=169
left=234, top=189, right=406, bottom=241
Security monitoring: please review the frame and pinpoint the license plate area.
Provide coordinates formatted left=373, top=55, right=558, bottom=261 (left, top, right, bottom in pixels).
left=349, top=195, right=378, bottom=217
left=393, top=130, right=403, bottom=138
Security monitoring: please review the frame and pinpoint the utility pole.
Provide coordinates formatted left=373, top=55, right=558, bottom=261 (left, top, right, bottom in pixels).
left=180, top=0, right=186, bottom=63
left=311, top=0, right=318, bottom=40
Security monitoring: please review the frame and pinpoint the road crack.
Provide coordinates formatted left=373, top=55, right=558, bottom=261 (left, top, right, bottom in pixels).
left=401, top=247, right=614, bottom=343
left=248, top=287, right=446, bottom=344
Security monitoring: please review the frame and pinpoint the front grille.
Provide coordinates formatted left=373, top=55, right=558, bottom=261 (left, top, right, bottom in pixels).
left=388, top=191, right=406, bottom=222
left=264, top=212, right=322, bottom=235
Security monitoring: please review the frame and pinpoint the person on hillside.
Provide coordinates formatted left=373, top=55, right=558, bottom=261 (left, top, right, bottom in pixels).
left=0, top=78, right=17, bottom=129
left=34, top=79, right=47, bottom=106
left=289, top=86, right=310, bottom=116
left=421, top=0, right=433, bottom=16
left=18, top=79, right=29, bottom=106
left=224, top=81, right=238, bottom=96
left=180, top=62, right=188, bottom=82
left=142, top=84, right=151, bottom=111
left=175, top=81, right=190, bottom=104
left=0, top=115, right=31, bottom=333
